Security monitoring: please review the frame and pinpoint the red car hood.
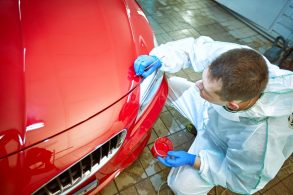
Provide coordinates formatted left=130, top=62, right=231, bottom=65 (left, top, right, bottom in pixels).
left=0, top=0, right=153, bottom=158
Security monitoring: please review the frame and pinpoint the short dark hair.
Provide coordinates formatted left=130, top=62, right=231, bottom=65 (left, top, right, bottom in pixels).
left=209, top=48, right=268, bottom=102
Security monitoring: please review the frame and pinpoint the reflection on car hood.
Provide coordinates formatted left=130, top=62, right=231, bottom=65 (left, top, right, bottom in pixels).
left=0, top=0, right=143, bottom=158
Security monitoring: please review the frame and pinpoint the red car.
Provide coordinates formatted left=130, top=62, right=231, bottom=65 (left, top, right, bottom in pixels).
left=0, top=0, right=168, bottom=194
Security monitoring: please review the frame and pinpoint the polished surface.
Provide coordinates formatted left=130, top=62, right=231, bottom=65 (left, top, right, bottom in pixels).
left=0, top=0, right=168, bottom=194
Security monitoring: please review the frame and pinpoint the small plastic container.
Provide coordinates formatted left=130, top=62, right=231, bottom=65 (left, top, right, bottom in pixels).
left=151, top=137, right=173, bottom=158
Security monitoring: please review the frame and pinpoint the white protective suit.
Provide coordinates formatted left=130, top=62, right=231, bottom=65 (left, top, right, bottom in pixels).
left=150, top=36, right=293, bottom=194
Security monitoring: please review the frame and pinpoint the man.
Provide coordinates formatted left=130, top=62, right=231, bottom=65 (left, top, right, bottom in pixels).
left=134, top=36, right=293, bottom=194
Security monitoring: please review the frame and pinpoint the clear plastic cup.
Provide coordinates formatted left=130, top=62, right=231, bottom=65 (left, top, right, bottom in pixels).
left=151, top=137, right=173, bottom=158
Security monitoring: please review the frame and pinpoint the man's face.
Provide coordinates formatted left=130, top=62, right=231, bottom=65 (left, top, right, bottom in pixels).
left=195, top=68, right=227, bottom=105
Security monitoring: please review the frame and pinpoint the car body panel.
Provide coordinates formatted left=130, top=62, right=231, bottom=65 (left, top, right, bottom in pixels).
left=0, top=0, right=168, bottom=194
left=0, top=0, right=26, bottom=158
left=1, top=85, right=139, bottom=194
left=0, top=0, right=154, bottom=157
left=0, top=76, right=168, bottom=195
left=22, top=0, right=142, bottom=148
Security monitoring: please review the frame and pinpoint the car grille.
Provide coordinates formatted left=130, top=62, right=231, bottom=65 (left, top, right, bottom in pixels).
left=33, top=129, right=127, bottom=195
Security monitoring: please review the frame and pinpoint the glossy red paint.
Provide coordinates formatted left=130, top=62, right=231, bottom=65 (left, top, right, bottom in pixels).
left=0, top=0, right=168, bottom=194
left=0, top=0, right=26, bottom=159
left=22, top=0, right=145, bottom=149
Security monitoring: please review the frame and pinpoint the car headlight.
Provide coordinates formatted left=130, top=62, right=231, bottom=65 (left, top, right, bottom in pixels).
left=137, top=69, right=164, bottom=119
left=136, top=35, right=163, bottom=119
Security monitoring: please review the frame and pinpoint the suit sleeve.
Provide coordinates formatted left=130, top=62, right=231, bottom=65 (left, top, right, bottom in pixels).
left=149, top=36, right=247, bottom=73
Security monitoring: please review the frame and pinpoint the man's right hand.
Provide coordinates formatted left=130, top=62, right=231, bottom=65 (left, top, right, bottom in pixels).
left=134, top=55, right=162, bottom=78
left=157, top=151, right=196, bottom=168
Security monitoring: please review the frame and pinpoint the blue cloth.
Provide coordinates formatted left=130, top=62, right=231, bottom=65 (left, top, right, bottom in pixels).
left=134, top=55, right=162, bottom=77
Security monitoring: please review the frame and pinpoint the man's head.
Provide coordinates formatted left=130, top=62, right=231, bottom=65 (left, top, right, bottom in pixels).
left=195, top=48, right=268, bottom=110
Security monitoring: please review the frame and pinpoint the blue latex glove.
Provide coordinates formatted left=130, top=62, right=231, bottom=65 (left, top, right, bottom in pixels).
left=134, top=55, right=162, bottom=78
left=157, top=151, right=196, bottom=167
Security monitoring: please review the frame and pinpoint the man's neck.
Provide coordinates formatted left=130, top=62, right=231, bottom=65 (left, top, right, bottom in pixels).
left=224, top=95, right=261, bottom=112
left=238, top=96, right=260, bottom=111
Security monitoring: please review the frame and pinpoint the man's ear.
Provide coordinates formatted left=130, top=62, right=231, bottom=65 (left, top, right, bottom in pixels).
left=226, top=101, right=240, bottom=111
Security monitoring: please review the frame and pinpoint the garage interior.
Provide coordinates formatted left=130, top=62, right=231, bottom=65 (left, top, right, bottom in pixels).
left=98, top=0, right=293, bottom=194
